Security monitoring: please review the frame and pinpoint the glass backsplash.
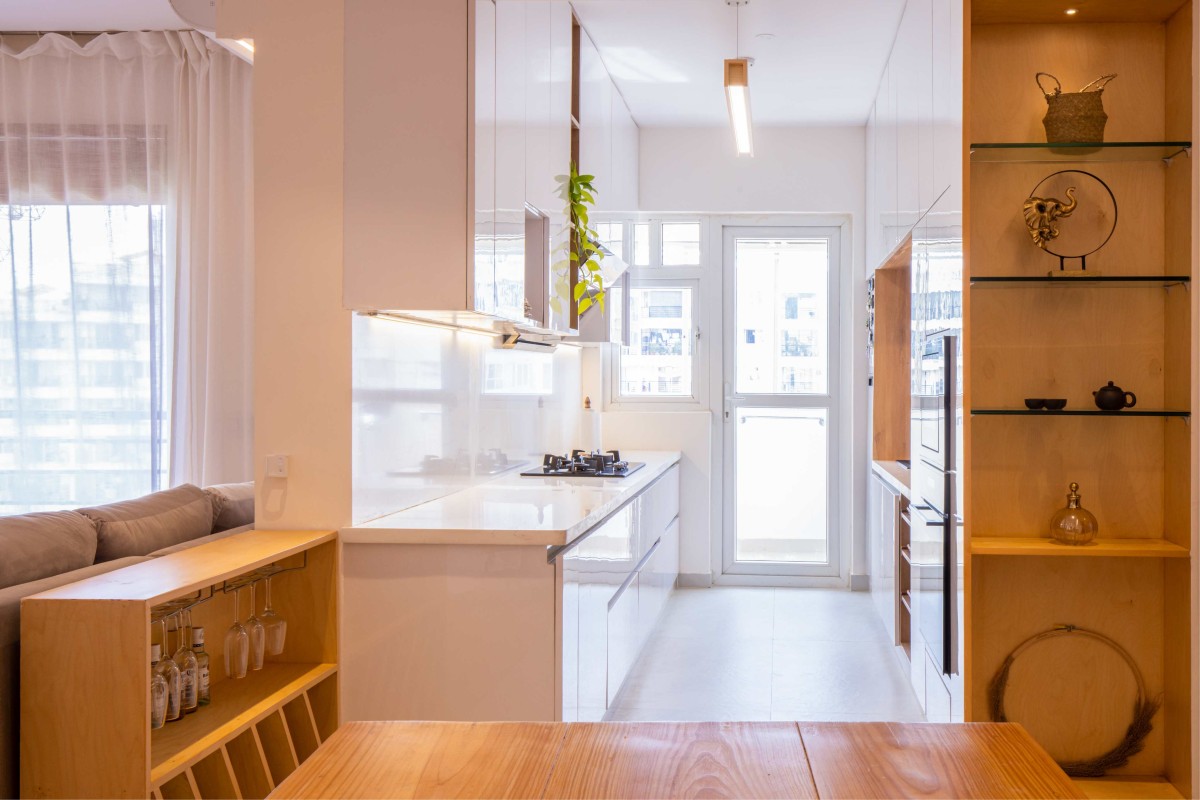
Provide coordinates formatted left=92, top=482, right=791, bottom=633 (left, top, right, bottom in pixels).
left=352, top=314, right=581, bottom=523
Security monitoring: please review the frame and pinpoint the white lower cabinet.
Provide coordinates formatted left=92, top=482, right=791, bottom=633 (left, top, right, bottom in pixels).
left=924, top=650, right=952, bottom=722
left=606, top=572, right=640, bottom=705
left=561, top=465, right=680, bottom=720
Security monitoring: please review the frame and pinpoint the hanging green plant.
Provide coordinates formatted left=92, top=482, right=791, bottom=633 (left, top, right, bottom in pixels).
left=559, top=162, right=606, bottom=316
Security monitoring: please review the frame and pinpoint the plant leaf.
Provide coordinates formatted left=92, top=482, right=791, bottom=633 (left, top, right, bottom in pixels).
left=578, top=295, right=593, bottom=315
left=573, top=282, right=587, bottom=300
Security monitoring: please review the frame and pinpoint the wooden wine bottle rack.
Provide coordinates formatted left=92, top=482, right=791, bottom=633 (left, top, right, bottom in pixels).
left=21, top=529, right=338, bottom=799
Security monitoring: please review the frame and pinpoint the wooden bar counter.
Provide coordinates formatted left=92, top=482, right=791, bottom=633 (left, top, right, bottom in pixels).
left=270, top=720, right=1084, bottom=799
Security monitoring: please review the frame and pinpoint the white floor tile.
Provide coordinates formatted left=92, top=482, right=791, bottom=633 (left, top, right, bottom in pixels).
left=606, top=586, right=925, bottom=724
left=614, top=634, right=773, bottom=713
left=653, top=587, right=776, bottom=641
left=773, top=588, right=890, bottom=643
left=770, top=638, right=924, bottom=718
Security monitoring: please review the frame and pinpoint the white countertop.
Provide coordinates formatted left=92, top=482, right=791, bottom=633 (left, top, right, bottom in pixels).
left=871, top=459, right=912, bottom=498
left=340, top=450, right=682, bottom=546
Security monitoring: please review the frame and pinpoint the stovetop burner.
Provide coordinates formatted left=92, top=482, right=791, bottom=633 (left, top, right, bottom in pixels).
left=520, top=449, right=645, bottom=478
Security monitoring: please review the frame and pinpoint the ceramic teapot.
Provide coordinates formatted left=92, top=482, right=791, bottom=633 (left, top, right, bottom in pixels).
left=1093, top=381, right=1136, bottom=411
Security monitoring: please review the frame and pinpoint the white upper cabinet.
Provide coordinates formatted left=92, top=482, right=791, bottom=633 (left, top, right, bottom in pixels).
left=475, top=0, right=499, bottom=316
left=609, top=92, right=639, bottom=213
left=343, top=1, right=633, bottom=331
left=494, top=0, right=526, bottom=321
left=866, top=0, right=962, bottom=270
left=579, top=31, right=612, bottom=201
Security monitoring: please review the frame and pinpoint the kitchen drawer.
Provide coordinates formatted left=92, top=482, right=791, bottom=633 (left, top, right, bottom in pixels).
left=637, top=465, right=680, bottom=559
left=606, top=572, right=640, bottom=706
left=638, top=517, right=679, bottom=646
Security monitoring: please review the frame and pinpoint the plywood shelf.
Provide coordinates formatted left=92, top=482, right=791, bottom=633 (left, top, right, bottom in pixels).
left=1075, top=776, right=1186, bottom=799
left=971, top=536, right=1190, bottom=558
left=152, top=662, right=337, bottom=784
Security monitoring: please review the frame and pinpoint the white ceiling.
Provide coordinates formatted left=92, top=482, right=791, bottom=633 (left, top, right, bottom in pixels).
left=0, top=0, right=189, bottom=32
left=571, top=0, right=906, bottom=127
left=0, top=0, right=904, bottom=127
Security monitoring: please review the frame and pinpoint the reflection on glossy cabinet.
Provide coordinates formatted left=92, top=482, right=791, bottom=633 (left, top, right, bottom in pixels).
left=868, top=472, right=900, bottom=646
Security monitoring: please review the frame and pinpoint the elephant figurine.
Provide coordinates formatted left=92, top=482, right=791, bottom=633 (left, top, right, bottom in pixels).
left=1023, top=187, right=1077, bottom=249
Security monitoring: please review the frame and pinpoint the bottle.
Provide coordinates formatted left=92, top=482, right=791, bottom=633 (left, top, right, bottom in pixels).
left=174, top=623, right=199, bottom=714
left=156, top=639, right=182, bottom=722
left=150, top=644, right=167, bottom=730
left=192, top=627, right=211, bottom=706
left=1049, top=482, right=1098, bottom=546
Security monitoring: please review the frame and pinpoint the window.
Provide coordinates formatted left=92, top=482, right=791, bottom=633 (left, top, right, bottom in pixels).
left=611, top=219, right=704, bottom=404
left=0, top=204, right=168, bottom=514
left=661, top=222, right=701, bottom=266
left=618, top=284, right=696, bottom=398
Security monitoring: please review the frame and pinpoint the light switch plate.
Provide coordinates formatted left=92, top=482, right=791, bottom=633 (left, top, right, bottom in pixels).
left=265, top=454, right=289, bottom=478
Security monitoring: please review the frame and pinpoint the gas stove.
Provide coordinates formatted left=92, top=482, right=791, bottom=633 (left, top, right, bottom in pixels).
left=520, top=449, right=645, bottom=478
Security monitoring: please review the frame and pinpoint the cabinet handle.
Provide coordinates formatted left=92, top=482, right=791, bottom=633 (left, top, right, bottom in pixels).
left=608, top=537, right=662, bottom=611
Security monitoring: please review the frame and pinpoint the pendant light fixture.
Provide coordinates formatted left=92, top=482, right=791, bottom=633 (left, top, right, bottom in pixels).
left=724, top=0, right=753, bottom=156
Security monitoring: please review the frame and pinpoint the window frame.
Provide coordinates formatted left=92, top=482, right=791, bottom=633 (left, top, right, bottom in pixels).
left=605, top=215, right=708, bottom=410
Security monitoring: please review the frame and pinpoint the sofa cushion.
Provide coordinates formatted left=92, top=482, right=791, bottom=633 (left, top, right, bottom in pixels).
left=148, top=523, right=254, bottom=557
left=79, top=484, right=214, bottom=562
left=0, top=511, right=99, bottom=591
left=205, top=482, right=254, bottom=531
left=0, top=555, right=150, bottom=800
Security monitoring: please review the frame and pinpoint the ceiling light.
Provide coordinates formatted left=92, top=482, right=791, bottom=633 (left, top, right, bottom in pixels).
left=725, top=58, right=754, bottom=156
left=724, top=0, right=753, bottom=157
left=1065, top=8, right=1078, bottom=14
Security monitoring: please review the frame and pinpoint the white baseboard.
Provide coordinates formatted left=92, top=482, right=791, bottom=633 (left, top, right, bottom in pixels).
left=850, top=573, right=870, bottom=592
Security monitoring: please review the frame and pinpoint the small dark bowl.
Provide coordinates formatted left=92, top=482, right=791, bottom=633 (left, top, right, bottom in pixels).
left=1044, top=399, right=1067, bottom=411
left=1024, top=398, right=1046, bottom=410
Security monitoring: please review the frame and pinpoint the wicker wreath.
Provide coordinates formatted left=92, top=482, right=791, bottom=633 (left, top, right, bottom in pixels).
left=987, top=624, right=1161, bottom=778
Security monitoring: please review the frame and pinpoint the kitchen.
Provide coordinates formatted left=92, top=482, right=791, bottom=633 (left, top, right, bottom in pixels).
left=7, top=0, right=1198, bottom=797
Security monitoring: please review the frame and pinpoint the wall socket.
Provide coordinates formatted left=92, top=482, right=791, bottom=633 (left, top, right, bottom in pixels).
left=265, top=454, right=290, bottom=478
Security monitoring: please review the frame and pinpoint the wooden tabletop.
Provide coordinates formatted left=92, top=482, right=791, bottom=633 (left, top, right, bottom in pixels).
left=270, top=720, right=1086, bottom=800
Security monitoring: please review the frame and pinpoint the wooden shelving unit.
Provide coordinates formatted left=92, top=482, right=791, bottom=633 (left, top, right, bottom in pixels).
left=966, top=1, right=1195, bottom=795
left=972, top=537, right=1190, bottom=559
left=21, top=529, right=339, bottom=799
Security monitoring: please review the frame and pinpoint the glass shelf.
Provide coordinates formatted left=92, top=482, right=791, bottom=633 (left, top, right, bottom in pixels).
left=971, top=275, right=1190, bottom=288
left=972, top=408, right=1190, bottom=418
left=970, top=141, right=1190, bottom=163
left=972, top=536, right=1189, bottom=559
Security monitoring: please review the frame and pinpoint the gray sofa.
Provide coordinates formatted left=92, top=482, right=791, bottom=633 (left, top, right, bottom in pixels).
left=0, top=481, right=254, bottom=798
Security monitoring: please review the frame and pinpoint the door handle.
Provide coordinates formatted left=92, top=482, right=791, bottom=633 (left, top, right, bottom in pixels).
left=723, top=381, right=732, bottom=422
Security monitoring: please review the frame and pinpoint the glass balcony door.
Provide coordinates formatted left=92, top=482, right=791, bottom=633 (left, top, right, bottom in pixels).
left=722, top=227, right=841, bottom=578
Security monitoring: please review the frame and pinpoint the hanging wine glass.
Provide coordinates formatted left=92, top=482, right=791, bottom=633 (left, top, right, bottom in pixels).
left=246, top=580, right=266, bottom=671
left=260, top=573, right=287, bottom=656
left=224, top=587, right=249, bottom=679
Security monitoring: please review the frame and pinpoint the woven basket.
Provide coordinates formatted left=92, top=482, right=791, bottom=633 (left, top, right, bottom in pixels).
left=1037, top=73, right=1116, bottom=143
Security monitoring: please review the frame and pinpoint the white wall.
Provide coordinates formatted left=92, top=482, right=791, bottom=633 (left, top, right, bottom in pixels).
left=614, top=125, right=870, bottom=586
left=252, top=0, right=350, bottom=531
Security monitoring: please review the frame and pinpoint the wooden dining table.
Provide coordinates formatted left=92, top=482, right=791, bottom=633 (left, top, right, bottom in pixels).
left=269, top=720, right=1087, bottom=799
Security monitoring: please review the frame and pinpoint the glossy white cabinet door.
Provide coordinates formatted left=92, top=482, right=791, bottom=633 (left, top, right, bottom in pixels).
left=564, top=502, right=635, bottom=720
left=578, top=30, right=612, bottom=195
left=609, top=92, right=639, bottom=213
left=638, top=515, right=679, bottom=646
left=606, top=571, right=640, bottom=705
left=494, top=0, right=526, bottom=321
left=474, top=0, right=498, bottom=315
left=868, top=472, right=899, bottom=645
left=546, top=1, right=574, bottom=333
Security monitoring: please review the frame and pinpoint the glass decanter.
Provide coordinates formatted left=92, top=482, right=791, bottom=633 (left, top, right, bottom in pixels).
left=173, top=610, right=199, bottom=713
left=150, top=644, right=168, bottom=730
left=1049, top=482, right=1098, bottom=545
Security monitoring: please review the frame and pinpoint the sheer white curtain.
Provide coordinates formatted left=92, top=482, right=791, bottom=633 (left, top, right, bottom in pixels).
left=0, top=32, right=252, bottom=514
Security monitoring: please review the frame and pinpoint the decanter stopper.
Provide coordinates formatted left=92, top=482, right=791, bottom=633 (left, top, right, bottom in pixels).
left=1049, top=482, right=1098, bottom=545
